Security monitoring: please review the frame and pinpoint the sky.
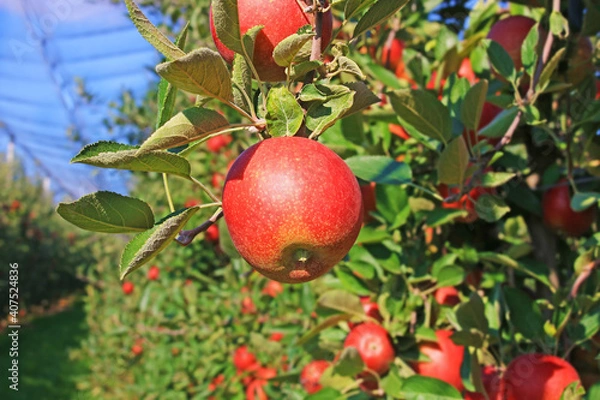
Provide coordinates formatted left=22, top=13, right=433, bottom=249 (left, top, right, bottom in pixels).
left=0, top=0, right=159, bottom=199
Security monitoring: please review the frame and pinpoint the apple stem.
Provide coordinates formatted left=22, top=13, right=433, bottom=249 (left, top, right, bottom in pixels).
left=176, top=207, right=224, bottom=246
left=293, top=248, right=311, bottom=264
left=301, top=0, right=326, bottom=84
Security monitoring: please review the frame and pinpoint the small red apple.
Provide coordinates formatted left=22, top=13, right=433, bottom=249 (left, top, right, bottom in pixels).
left=205, top=224, right=219, bottom=242
left=241, top=296, right=257, bottom=314
left=349, top=297, right=384, bottom=328
left=487, top=16, right=536, bottom=72
left=458, top=58, right=477, bottom=84
left=269, top=332, right=284, bottom=342
left=463, top=365, right=502, bottom=400
left=10, top=200, right=21, bottom=212
left=184, top=198, right=201, bottom=208
left=411, top=329, right=465, bottom=391
left=262, top=280, right=284, bottom=298
left=381, top=36, right=404, bottom=74
left=222, top=137, right=363, bottom=283
left=131, top=344, right=143, bottom=356
left=211, top=172, right=225, bottom=190
left=434, top=286, right=460, bottom=307
left=233, top=345, right=257, bottom=371
left=503, top=353, right=581, bottom=400
left=344, top=322, right=395, bottom=375
left=360, top=182, right=377, bottom=224
left=206, top=135, right=232, bottom=153
left=209, top=0, right=333, bottom=82
left=147, top=265, right=160, bottom=281
left=300, top=360, right=330, bottom=394
left=542, top=179, right=597, bottom=237
left=438, top=184, right=491, bottom=224
left=245, top=378, right=268, bottom=400
left=255, top=367, right=277, bottom=380
left=389, top=123, right=411, bottom=140
left=208, top=374, right=225, bottom=391
left=122, top=281, right=134, bottom=295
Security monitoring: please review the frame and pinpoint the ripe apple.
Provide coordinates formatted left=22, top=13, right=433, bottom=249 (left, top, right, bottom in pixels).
left=211, top=172, right=225, bottom=190
left=458, top=58, right=477, bottom=84
left=206, top=135, right=232, bottom=153
left=487, top=15, right=536, bottom=72
left=542, top=179, right=597, bottom=237
left=503, top=353, right=581, bottom=400
left=255, top=367, right=277, bottom=380
left=463, top=365, right=502, bottom=400
left=184, top=198, right=201, bottom=208
left=245, top=379, right=268, bottom=400
left=131, top=344, right=143, bottom=356
left=344, top=322, right=395, bottom=375
left=233, top=345, right=257, bottom=371
left=411, top=329, right=464, bottom=391
left=147, top=265, right=160, bottom=281
left=389, top=123, right=411, bottom=140
left=434, top=286, right=460, bottom=307
left=205, top=224, right=219, bottom=242
left=222, top=136, right=363, bottom=283
left=262, top=280, right=284, bottom=297
left=381, top=36, right=404, bottom=74
left=300, top=360, right=330, bottom=394
left=349, top=297, right=383, bottom=328
left=438, top=184, right=491, bottom=224
left=463, top=102, right=503, bottom=147
left=269, top=332, right=284, bottom=342
left=208, top=374, right=225, bottom=391
left=360, top=182, right=377, bottom=224
left=122, top=281, right=134, bottom=295
left=241, top=296, right=257, bottom=314
left=209, top=0, right=333, bottom=82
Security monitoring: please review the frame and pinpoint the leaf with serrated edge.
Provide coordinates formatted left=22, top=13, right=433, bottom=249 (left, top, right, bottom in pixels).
left=124, top=0, right=184, bottom=60
left=211, top=0, right=243, bottom=54
left=266, top=87, right=304, bottom=136
left=481, top=172, right=516, bottom=188
left=330, top=56, right=366, bottom=80
left=273, top=33, right=314, bottom=67
left=341, top=82, right=380, bottom=118
left=353, top=0, right=410, bottom=39
left=475, top=194, right=510, bottom=222
left=390, top=89, right=452, bottom=144
left=537, top=48, right=566, bottom=93
left=296, top=314, right=351, bottom=346
left=318, top=290, right=364, bottom=316
left=438, top=136, right=469, bottom=185
left=395, top=376, right=463, bottom=399
left=120, top=207, right=199, bottom=280
left=57, top=191, right=154, bottom=233
left=346, top=156, right=412, bottom=185
left=461, top=81, right=488, bottom=130
left=72, top=141, right=191, bottom=178
left=306, top=90, right=354, bottom=138
left=156, top=48, right=232, bottom=102
left=139, top=107, right=229, bottom=153
left=478, top=107, right=520, bottom=138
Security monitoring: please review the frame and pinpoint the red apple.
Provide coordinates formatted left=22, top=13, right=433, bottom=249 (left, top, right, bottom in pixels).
left=245, top=379, right=268, bottom=400
left=255, top=367, right=277, bottom=380
left=463, top=365, right=502, bottom=400
left=438, top=184, right=492, bottom=224
left=503, top=353, right=581, bottom=400
left=344, top=322, right=395, bottom=375
left=233, top=345, right=257, bottom=371
left=184, top=198, right=201, bottom=208
left=389, top=123, right=411, bottom=140
left=411, top=330, right=465, bottom=391
left=147, top=265, right=160, bottom=281
left=360, top=182, right=377, bottom=224
left=241, top=296, right=257, bottom=314
left=349, top=297, right=384, bottom=328
left=122, top=281, right=134, bottom=295
left=209, top=0, right=333, bottom=82
left=487, top=16, right=536, bottom=72
left=381, top=37, right=404, bottom=74
left=542, top=179, right=597, bottom=237
left=206, top=135, right=232, bottom=153
left=131, top=344, right=143, bottom=356
left=208, top=374, right=225, bottom=391
left=222, top=136, right=363, bottom=283
left=458, top=58, right=477, bottom=84
left=205, top=224, right=219, bottom=242
left=434, top=286, right=460, bottom=307
left=262, top=280, right=284, bottom=297
left=212, top=172, right=225, bottom=190
left=300, top=360, right=330, bottom=394
left=269, top=332, right=284, bottom=342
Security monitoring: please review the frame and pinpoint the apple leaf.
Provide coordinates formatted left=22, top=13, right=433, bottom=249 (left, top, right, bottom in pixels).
left=478, top=107, right=520, bottom=138
left=537, top=47, right=565, bottom=93
left=71, top=141, right=191, bottom=178
left=438, top=136, right=469, bottom=185
left=138, top=107, right=229, bottom=153
left=340, top=82, right=380, bottom=118
left=317, top=290, right=364, bottom=316
left=559, top=381, right=586, bottom=400
left=549, top=10, right=569, bottom=37
left=426, top=208, right=470, bottom=227
left=232, top=26, right=260, bottom=112
left=521, top=24, right=539, bottom=78
left=345, top=155, right=412, bottom=185
left=461, top=80, right=488, bottom=131
left=305, top=388, right=345, bottom=400
left=353, top=0, right=410, bottom=39
left=393, top=376, right=463, bottom=399
left=503, top=287, right=545, bottom=340
left=318, top=366, right=360, bottom=393
left=335, top=266, right=371, bottom=296
left=120, top=207, right=200, bottom=280
left=266, top=87, right=304, bottom=137
left=124, top=0, right=185, bottom=61
left=333, top=347, right=365, bottom=377
left=433, top=265, right=465, bottom=288
left=296, top=314, right=352, bottom=346
left=567, top=303, right=600, bottom=345
left=211, top=0, right=243, bottom=55
left=455, top=292, right=489, bottom=336
left=484, top=39, right=516, bottom=80
left=290, top=60, right=323, bottom=80
left=329, top=56, right=366, bottom=80
left=156, top=48, right=232, bottom=102
left=344, top=0, right=367, bottom=21
left=570, top=191, right=600, bottom=212
left=305, top=85, right=355, bottom=138
left=57, top=191, right=154, bottom=233
left=480, top=171, right=516, bottom=188
left=273, top=33, right=314, bottom=67
left=475, top=194, right=510, bottom=222
left=389, top=89, right=452, bottom=144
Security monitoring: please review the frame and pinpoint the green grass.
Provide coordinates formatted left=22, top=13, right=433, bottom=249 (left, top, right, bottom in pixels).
left=0, top=301, right=91, bottom=400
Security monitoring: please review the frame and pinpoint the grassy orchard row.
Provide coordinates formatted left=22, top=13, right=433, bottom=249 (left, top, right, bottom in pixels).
left=57, top=0, right=600, bottom=399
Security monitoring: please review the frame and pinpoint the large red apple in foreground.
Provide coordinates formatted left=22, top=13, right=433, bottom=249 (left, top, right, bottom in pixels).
left=503, top=353, right=581, bottom=400
left=411, top=330, right=465, bottom=391
left=209, top=0, right=332, bottom=82
left=487, top=15, right=536, bottom=72
left=542, top=179, right=597, bottom=237
left=222, top=137, right=363, bottom=283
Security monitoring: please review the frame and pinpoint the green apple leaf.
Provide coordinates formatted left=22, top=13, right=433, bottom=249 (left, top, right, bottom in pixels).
left=345, top=155, right=412, bottom=185
left=333, top=347, right=365, bottom=377
left=503, top=287, right=545, bottom=340
left=455, top=292, right=488, bottom=335
left=120, top=207, right=200, bottom=280
left=438, top=136, right=469, bottom=185
left=124, top=0, right=185, bottom=61
left=305, top=85, right=354, bottom=138
left=395, top=375, right=463, bottom=398
left=211, top=0, right=243, bottom=55
left=71, top=141, right=191, bottom=178
left=521, top=24, right=539, bottom=78
left=317, top=290, right=364, bottom=316
left=330, top=56, right=366, bottom=80
left=296, top=314, right=352, bottom=346
left=341, top=82, right=381, bottom=118
left=478, top=107, right=520, bottom=138
left=461, top=80, right=488, bottom=131
left=273, top=33, right=314, bottom=67
left=571, top=192, right=600, bottom=212
left=475, top=194, right=510, bottom=222
left=537, top=48, right=566, bottom=93
left=485, top=39, right=516, bottom=80
left=232, top=26, right=260, bottom=112
left=156, top=48, right=232, bottom=102
left=480, top=171, right=516, bottom=188
left=433, top=265, right=465, bottom=288
left=353, top=0, right=410, bottom=39
left=389, top=89, right=452, bottom=144
left=138, top=107, right=229, bottom=153
left=426, top=208, right=470, bottom=227
left=57, top=191, right=154, bottom=233
left=266, top=87, right=304, bottom=137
